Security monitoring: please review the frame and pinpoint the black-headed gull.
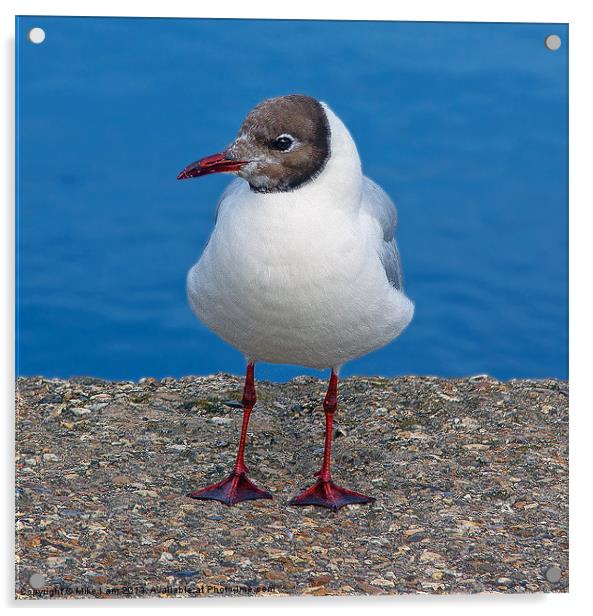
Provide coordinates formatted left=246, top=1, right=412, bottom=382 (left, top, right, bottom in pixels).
left=178, top=95, right=414, bottom=511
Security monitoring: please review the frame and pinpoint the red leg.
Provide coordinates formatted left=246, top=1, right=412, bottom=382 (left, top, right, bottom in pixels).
left=289, top=370, right=375, bottom=511
left=188, top=363, right=272, bottom=505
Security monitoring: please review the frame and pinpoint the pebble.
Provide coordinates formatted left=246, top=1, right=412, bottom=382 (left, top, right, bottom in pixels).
left=71, top=407, right=91, bottom=416
left=209, top=417, right=234, bottom=425
left=370, top=578, right=395, bottom=587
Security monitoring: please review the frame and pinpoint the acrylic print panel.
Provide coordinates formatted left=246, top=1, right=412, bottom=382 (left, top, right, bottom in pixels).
left=16, top=16, right=568, bottom=598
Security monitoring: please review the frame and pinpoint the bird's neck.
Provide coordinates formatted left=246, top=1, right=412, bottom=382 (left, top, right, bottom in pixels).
left=296, top=104, right=362, bottom=209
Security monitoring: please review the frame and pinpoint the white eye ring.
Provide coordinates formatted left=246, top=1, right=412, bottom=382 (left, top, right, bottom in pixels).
left=273, top=133, right=295, bottom=152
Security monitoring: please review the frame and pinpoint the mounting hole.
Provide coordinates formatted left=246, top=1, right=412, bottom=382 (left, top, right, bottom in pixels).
left=545, top=565, right=561, bottom=583
left=544, top=34, right=561, bottom=51
left=28, top=27, right=46, bottom=45
left=28, top=572, right=46, bottom=589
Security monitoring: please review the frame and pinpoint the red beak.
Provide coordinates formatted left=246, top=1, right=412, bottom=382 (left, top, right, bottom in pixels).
left=177, top=152, right=248, bottom=180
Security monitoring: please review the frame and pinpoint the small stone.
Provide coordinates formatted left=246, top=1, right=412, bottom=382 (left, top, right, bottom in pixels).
left=223, top=400, right=243, bottom=408
left=420, top=550, right=444, bottom=562
left=209, top=416, right=233, bottom=425
left=370, top=578, right=395, bottom=588
left=91, top=393, right=111, bottom=401
left=136, top=489, right=158, bottom=497
left=71, top=407, right=91, bottom=416
left=406, top=532, right=427, bottom=543
left=421, top=581, right=445, bottom=591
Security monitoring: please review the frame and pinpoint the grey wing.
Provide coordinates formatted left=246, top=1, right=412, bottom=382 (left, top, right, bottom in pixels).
left=362, top=176, right=404, bottom=291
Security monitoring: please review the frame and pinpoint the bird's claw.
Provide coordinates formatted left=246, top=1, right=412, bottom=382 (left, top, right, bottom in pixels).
left=187, top=471, right=272, bottom=506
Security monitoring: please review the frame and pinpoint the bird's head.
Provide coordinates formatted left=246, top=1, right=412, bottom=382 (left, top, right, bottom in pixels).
left=177, top=94, right=331, bottom=193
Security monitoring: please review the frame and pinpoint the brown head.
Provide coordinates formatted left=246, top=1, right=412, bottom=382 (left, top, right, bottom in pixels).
left=177, top=95, right=331, bottom=193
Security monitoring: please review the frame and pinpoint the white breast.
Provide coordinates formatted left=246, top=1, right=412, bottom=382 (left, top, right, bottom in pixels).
left=187, top=105, right=414, bottom=369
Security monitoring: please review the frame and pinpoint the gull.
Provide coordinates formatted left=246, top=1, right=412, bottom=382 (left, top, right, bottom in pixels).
left=177, top=94, right=414, bottom=510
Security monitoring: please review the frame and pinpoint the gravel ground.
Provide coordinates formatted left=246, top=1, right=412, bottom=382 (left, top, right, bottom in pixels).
left=15, top=374, right=568, bottom=599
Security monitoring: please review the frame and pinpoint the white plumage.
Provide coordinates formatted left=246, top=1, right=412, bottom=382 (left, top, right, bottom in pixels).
left=187, top=103, right=414, bottom=370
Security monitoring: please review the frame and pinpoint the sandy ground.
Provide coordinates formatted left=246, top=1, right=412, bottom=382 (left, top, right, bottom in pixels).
left=15, top=374, right=568, bottom=598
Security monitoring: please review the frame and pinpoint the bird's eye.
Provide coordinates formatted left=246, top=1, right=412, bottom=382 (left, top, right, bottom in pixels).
left=271, top=134, right=294, bottom=152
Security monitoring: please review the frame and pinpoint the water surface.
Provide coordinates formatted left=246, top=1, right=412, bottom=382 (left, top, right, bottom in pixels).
left=16, top=17, right=568, bottom=381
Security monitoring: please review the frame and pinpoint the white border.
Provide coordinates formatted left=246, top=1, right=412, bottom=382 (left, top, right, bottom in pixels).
left=2, top=1, right=590, bottom=614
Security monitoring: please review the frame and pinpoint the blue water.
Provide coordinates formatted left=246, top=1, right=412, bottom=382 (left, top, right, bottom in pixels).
left=16, top=17, right=568, bottom=382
